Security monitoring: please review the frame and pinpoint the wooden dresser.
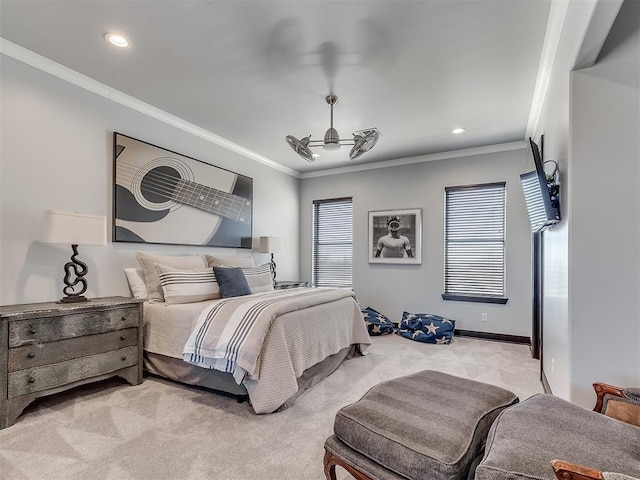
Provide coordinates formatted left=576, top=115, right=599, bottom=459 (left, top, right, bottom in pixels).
left=0, top=296, right=143, bottom=429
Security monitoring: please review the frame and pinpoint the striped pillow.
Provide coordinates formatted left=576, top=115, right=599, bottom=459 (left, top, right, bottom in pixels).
left=242, top=263, right=274, bottom=293
left=135, top=251, right=207, bottom=303
left=155, top=263, right=221, bottom=305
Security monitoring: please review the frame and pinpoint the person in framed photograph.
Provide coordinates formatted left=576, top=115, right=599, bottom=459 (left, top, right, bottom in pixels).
left=375, top=216, right=414, bottom=258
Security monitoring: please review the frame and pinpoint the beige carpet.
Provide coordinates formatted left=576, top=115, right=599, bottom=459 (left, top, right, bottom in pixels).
left=0, top=335, right=542, bottom=480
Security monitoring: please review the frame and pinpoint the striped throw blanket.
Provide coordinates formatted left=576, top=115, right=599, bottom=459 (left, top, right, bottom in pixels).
left=183, top=288, right=355, bottom=383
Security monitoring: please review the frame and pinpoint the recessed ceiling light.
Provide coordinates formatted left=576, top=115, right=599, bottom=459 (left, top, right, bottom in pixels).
left=105, top=33, right=129, bottom=48
left=451, top=128, right=465, bottom=134
left=312, top=153, right=320, bottom=158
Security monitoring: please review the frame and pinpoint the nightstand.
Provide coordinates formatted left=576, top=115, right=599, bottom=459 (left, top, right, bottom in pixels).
left=274, top=281, right=310, bottom=289
left=0, top=296, right=143, bottom=429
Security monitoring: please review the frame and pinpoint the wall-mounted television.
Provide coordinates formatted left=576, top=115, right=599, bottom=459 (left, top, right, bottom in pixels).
left=520, top=137, right=560, bottom=232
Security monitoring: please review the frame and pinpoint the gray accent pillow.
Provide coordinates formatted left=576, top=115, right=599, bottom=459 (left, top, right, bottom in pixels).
left=214, top=267, right=251, bottom=298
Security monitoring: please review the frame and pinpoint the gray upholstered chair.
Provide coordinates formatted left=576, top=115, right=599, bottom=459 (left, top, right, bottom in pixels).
left=548, top=383, right=640, bottom=480
left=324, top=377, right=640, bottom=480
left=323, top=370, right=519, bottom=480
left=551, top=460, right=640, bottom=480
left=475, top=382, right=640, bottom=480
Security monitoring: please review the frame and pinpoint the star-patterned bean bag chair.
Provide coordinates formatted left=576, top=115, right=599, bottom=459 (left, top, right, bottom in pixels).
left=396, top=311, right=455, bottom=344
left=361, top=307, right=395, bottom=336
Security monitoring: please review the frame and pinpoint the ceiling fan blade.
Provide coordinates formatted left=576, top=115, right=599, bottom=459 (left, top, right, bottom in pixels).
left=349, top=129, right=380, bottom=161
left=286, top=135, right=315, bottom=162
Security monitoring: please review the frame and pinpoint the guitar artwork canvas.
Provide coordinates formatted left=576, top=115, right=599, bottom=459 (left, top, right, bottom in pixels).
left=113, top=133, right=253, bottom=248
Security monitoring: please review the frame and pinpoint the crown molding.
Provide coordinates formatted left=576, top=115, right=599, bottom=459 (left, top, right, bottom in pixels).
left=525, top=0, right=623, bottom=140
left=299, top=141, right=526, bottom=179
left=0, top=38, right=301, bottom=179
left=526, top=0, right=570, bottom=140
left=573, top=0, right=623, bottom=70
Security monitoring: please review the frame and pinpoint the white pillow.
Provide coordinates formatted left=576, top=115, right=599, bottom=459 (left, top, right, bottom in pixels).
left=124, top=268, right=148, bottom=300
left=155, top=263, right=221, bottom=305
left=206, top=254, right=256, bottom=268
left=242, top=263, right=274, bottom=293
left=135, top=251, right=207, bottom=303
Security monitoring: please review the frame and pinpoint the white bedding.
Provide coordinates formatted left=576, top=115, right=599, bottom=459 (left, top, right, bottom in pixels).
left=184, top=288, right=359, bottom=383
left=142, top=290, right=371, bottom=413
left=143, top=300, right=218, bottom=358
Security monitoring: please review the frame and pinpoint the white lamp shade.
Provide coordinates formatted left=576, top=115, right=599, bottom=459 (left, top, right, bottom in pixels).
left=43, top=210, right=108, bottom=246
left=259, top=236, right=281, bottom=254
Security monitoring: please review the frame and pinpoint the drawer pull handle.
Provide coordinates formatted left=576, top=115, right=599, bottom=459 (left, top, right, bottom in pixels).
left=28, top=377, right=35, bottom=384
left=27, top=352, right=35, bottom=359
left=120, top=335, right=126, bottom=340
left=28, top=328, right=36, bottom=335
left=121, top=316, right=127, bottom=321
left=121, top=356, right=127, bottom=361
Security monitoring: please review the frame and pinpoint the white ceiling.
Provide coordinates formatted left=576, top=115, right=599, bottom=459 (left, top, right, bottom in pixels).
left=0, top=0, right=551, bottom=174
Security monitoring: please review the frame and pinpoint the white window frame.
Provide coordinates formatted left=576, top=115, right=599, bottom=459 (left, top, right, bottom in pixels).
left=443, top=182, right=508, bottom=304
left=312, top=197, right=353, bottom=288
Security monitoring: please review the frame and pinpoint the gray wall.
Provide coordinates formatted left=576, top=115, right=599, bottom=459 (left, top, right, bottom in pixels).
left=568, top=0, right=640, bottom=406
left=300, top=149, right=533, bottom=336
left=0, top=56, right=300, bottom=305
left=535, top=0, right=640, bottom=406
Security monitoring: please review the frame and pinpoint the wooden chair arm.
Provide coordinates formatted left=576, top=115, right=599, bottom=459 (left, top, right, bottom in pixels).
left=551, top=460, right=604, bottom=480
left=593, top=382, right=625, bottom=413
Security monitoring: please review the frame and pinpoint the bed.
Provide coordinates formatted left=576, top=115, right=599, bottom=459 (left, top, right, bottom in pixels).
left=141, top=287, right=371, bottom=413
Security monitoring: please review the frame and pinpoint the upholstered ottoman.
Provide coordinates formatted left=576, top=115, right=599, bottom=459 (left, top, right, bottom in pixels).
left=475, top=394, right=640, bottom=480
left=323, top=370, right=519, bottom=480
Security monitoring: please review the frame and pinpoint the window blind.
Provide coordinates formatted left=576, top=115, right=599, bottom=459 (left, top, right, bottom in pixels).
left=312, top=197, right=353, bottom=288
left=444, top=183, right=506, bottom=300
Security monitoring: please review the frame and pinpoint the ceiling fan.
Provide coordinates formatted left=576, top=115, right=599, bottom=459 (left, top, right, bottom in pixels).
left=286, top=95, right=381, bottom=162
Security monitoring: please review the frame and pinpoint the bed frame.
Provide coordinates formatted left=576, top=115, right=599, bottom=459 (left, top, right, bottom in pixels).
left=144, top=346, right=356, bottom=409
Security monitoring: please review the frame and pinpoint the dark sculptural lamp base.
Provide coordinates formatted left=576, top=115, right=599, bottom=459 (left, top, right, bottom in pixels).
left=57, top=244, right=91, bottom=304
left=58, top=295, right=88, bottom=304
left=270, top=253, right=277, bottom=284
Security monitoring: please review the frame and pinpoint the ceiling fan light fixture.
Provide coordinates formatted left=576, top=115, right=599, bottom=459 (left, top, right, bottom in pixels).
left=286, top=94, right=380, bottom=161
left=323, top=127, right=341, bottom=150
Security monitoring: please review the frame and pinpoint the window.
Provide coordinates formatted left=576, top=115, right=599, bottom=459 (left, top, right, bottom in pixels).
left=443, top=182, right=507, bottom=304
left=312, top=197, right=353, bottom=288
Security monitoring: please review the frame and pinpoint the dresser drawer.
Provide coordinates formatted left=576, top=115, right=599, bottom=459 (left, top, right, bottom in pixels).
left=8, top=328, right=138, bottom=372
left=9, top=306, right=140, bottom=347
left=7, top=346, right=139, bottom=398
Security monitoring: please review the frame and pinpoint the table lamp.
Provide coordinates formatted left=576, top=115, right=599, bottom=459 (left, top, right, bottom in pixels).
left=42, top=210, right=107, bottom=303
left=259, top=236, right=281, bottom=283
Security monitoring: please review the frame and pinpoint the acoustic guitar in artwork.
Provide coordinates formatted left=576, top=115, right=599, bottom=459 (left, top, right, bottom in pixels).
left=114, top=135, right=252, bottom=247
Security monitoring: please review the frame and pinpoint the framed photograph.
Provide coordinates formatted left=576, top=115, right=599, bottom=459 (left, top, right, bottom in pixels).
left=113, top=132, right=252, bottom=248
left=368, top=208, right=422, bottom=264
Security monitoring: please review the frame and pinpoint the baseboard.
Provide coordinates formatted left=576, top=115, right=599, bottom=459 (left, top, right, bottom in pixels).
left=455, top=329, right=531, bottom=345
left=541, top=369, right=553, bottom=394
